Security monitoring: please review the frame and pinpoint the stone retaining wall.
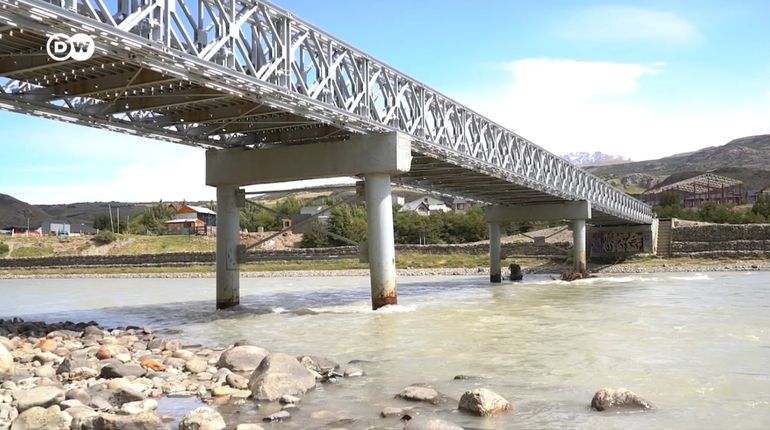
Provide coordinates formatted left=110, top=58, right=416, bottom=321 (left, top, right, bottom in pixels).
left=0, top=242, right=565, bottom=268
left=671, top=224, right=770, bottom=257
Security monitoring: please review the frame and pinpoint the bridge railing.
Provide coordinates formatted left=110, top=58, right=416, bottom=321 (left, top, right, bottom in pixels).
left=2, top=0, right=652, bottom=223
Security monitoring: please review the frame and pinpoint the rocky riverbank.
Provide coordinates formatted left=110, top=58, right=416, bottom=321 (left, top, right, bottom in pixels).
left=0, top=319, right=654, bottom=430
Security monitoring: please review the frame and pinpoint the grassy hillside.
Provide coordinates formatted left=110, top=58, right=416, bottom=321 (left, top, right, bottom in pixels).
left=589, top=135, right=770, bottom=192
left=0, top=194, right=50, bottom=228
left=589, top=135, right=770, bottom=177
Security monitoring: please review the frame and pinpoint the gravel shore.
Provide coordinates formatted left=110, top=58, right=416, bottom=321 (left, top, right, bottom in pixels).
left=1, top=258, right=768, bottom=280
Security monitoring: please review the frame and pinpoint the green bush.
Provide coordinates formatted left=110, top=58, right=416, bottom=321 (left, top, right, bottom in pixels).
left=299, top=221, right=331, bottom=248
left=0, top=242, right=8, bottom=256
left=93, top=230, right=117, bottom=245
left=752, top=194, right=770, bottom=219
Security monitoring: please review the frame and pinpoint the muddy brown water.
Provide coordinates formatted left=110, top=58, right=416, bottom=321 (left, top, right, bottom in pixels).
left=2, top=272, right=769, bottom=429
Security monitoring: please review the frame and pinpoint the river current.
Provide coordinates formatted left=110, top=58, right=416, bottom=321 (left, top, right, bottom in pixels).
left=1, top=272, right=769, bottom=429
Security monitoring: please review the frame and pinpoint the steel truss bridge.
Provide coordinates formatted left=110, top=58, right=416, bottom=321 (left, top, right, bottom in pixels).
left=0, top=0, right=652, bottom=225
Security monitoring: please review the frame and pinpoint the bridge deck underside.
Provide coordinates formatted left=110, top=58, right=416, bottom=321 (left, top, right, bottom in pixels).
left=1, top=24, right=636, bottom=226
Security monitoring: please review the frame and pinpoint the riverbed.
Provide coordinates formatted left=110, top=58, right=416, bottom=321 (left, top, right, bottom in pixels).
left=2, top=272, right=769, bottom=429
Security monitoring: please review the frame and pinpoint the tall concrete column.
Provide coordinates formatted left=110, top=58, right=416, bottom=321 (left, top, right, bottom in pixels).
left=364, top=173, right=397, bottom=310
left=216, top=185, right=240, bottom=309
left=489, top=222, right=502, bottom=283
left=572, top=219, right=587, bottom=274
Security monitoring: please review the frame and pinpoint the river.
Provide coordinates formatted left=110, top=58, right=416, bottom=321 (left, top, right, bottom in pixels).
left=1, top=272, right=769, bottom=429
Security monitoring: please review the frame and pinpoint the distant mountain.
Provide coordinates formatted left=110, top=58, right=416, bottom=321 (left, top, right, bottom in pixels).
left=0, top=194, right=50, bottom=228
left=588, top=135, right=770, bottom=192
left=562, top=151, right=630, bottom=166
left=588, top=135, right=770, bottom=176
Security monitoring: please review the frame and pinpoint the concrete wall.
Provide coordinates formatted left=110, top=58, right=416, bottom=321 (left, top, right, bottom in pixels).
left=587, top=220, right=658, bottom=261
left=671, top=223, right=770, bottom=258
left=0, top=242, right=567, bottom=269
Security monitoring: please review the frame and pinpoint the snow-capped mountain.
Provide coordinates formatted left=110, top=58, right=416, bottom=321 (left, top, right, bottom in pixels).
left=561, top=151, right=631, bottom=166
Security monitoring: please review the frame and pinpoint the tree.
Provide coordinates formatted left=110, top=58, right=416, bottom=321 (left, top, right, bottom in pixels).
left=93, top=214, right=111, bottom=230
left=131, top=202, right=176, bottom=234
left=299, top=221, right=331, bottom=248
left=275, top=197, right=304, bottom=217
left=752, top=194, right=770, bottom=219
left=327, top=204, right=367, bottom=245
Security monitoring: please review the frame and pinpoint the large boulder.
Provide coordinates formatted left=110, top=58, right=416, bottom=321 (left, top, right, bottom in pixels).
left=86, top=412, right=166, bottom=430
left=218, top=345, right=268, bottom=372
left=248, top=353, right=316, bottom=401
left=590, top=388, right=655, bottom=412
left=458, top=388, right=512, bottom=416
left=396, top=386, right=443, bottom=405
left=10, top=405, right=71, bottom=430
left=16, top=386, right=65, bottom=412
left=178, top=407, right=226, bottom=430
left=403, top=415, right=464, bottom=430
left=0, top=343, right=14, bottom=377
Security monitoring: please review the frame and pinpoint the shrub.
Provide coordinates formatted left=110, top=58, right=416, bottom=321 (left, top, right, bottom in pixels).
left=93, top=230, right=117, bottom=245
left=0, top=242, right=8, bottom=256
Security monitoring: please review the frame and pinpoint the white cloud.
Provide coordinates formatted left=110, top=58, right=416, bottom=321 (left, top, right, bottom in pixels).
left=456, top=58, right=770, bottom=161
left=560, top=5, right=699, bottom=44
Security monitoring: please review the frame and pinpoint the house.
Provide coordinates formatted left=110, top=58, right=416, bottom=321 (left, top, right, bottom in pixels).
left=42, top=221, right=71, bottom=236
left=398, top=196, right=451, bottom=216
left=448, top=197, right=469, bottom=213
left=166, top=204, right=217, bottom=235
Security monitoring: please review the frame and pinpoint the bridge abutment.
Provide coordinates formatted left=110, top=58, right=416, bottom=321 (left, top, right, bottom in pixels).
left=206, top=132, right=411, bottom=310
left=485, top=201, right=592, bottom=277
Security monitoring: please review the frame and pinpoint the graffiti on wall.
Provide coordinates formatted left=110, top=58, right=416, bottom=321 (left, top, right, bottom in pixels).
left=601, top=232, right=644, bottom=253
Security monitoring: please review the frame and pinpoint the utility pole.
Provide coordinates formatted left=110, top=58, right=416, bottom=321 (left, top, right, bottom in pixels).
left=108, top=204, right=114, bottom=232
left=117, top=207, right=120, bottom=234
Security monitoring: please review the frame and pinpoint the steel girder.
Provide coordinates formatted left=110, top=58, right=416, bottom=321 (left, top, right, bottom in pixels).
left=0, top=0, right=652, bottom=224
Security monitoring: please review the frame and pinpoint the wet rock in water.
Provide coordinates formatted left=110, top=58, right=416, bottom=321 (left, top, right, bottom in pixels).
left=248, top=353, right=316, bottom=401
left=90, top=411, right=166, bottom=430
left=381, top=406, right=405, bottom=417
left=262, top=410, right=290, bottom=422
left=343, top=366, right=364, bottom=378
left=402, top=415, right=464, bottom=430
left=225, top=373, right=249, bottom=389
left=100, top=363, right=147, bottom=379
left=119, top=399, right=158, bottom=415
left=179, top=406, right=226, bottom=430
left=458, top=388, right=512, bottom=416
left=218, top=345, right=269, bottom=372
left=279, top=394, right=300, bottom=405
left=452, top=375, right=482, bottom=381
left=508, top=263, right=523, bottom=281
left=16, top=386, right=65, bottom=412
left=234, top=425, right=266, bottom=430
left=590, top=388, right=655, bottom=412
left=298, top=355, right=339, bottom=374
left=396, top=386, right=442, bottom=405
left=560, top=270, right=594, bottom=282
left=9, top=405, right=71, bottom=430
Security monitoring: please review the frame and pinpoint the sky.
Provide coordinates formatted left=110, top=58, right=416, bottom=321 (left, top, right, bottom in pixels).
left=1, top=0, right=769, bottom=204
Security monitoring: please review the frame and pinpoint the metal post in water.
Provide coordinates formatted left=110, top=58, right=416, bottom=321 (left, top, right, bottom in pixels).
left=572, top=219, right=587, bottom=274
left=216, top=185, right=240, bottom=309
left=364, top=173, right=397, bottom=310
left=489, top=222, right=502, bottom=283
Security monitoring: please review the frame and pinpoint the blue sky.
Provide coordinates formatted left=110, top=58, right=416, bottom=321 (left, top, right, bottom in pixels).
left=1, top=0, right=769, bottom=203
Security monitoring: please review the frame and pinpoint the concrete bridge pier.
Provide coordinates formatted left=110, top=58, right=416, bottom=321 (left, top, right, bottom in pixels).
left=364, top=173, right=398, bottom=308
left=489, top=221, right=502, bottom=283
left=215, top=185, right=243, bottom=309
left=571, top=219, right=587, bottom=274
left=485, top=201, right=592, bottom=279
left=206, top=132, right=411, bottom=310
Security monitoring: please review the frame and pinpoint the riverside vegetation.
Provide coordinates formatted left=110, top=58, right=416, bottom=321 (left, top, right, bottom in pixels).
left=0, top=319, right=654, bottom=429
